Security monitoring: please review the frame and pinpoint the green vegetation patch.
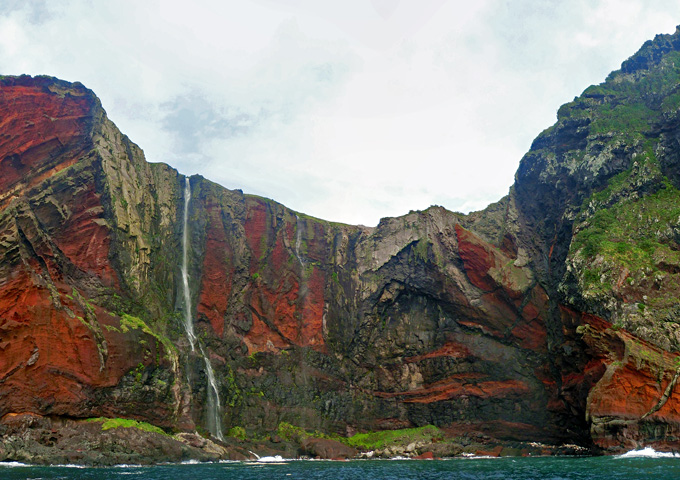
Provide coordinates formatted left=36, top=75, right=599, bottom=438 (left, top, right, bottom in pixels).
left=276, top=422, right=331, bottom=442
left=588, top=101, right=656, bottom=137
left=344, top=425, right=444, bottom=450
left=557, top=50, right=680, bottom=148
left=86, top=417, right=168, bottom=436
left=573, top=183, right=680, bottom=266
left=226, top=426, right=247, bottom=440
left=411, top=239, right=431, bottom=263
left=223, top=365, right=241, bottom=408
left=119, top=313, right=176, bottom=359
left=571, top=162, right=680, bottom=299
left=276, top=422, right=444, bottom=451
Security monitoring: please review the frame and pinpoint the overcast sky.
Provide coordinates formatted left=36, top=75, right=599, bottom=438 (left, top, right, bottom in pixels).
left=2, top=1, right=680, bottom=226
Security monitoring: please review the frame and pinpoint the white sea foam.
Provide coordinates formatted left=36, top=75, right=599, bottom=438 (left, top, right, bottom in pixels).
left=0, top=461, right=29, bottom=467
left=457, top=453, right=505, bottom=460
left=256, top=455, right=286, bottom=463
left=618, top=447, right=680, bottom=458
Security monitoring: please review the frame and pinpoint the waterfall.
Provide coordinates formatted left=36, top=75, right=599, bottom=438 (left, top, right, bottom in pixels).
left=295, top=214, right=304, bottom=267
left=200, top=345, right=225, bottom=441
left=181, top=177, right=197, bottom=351
left=180, top=176, right=224, bottom=442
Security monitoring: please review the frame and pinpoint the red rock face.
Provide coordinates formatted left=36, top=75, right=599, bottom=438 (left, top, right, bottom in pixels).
left=455, top=224, right=549, bottom=352
left=241, top=198, right=326, bottom=353
left=0, top=247, right=163, bottom=419
left=0, top=79, right=92, bottom=206
left=197, top=199, right=233, bottom=338
left=374, top=375, right=531, bottom=404
left=578, top=314, right=680, bottom=451
left=0, top=77, right=177, bottom=426
left=298, top=265, right=326, bottom=351
left=244, top=200, right=268, bottom=263
left=404, top=342, right=471, bottom=362
left=53, top=182, right=119, bottom=288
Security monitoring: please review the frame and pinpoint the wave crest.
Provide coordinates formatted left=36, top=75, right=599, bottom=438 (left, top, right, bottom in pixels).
left=618, top=447, right=680, bottom=458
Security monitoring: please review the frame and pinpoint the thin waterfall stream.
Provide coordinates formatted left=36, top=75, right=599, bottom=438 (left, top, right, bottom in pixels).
left=199, top=344, right=224, bottom=441
left=181, top=178, right=197, bottom=350
left=181, top=177, right=225, bottom=442
left=295, top=214, right=305, bottom=267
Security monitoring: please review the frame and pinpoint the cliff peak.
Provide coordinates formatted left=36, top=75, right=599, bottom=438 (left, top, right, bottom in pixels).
left=620, top=25, right=680, bottom=75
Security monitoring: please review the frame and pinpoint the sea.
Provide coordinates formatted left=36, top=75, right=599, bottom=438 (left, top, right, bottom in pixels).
left=3, top=448, right=680, bottom=479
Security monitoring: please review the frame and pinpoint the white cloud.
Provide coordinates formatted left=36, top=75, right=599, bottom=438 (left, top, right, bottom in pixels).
left=1, top=0, right=680, bottom=225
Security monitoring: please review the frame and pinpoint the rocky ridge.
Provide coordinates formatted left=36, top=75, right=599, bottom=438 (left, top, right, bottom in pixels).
left=2, top=28, right=680, bottom=463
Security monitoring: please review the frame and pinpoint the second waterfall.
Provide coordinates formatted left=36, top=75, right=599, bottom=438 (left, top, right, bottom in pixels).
left=180, top=177, right=225, bottom=441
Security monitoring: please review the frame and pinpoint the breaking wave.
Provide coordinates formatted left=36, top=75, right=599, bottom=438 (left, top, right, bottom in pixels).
left=617, top=447, right=680, bottom=458
left=0, top=461, right=29, bottom=467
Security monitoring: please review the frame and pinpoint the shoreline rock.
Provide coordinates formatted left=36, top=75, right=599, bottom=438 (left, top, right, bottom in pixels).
left=0, top=413, right=601, bottom=465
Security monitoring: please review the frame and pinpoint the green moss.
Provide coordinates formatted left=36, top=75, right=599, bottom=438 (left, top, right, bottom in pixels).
left=571, top=158, right=680, bottom=296
left=276, top=422, right=444, bottom=451
left=119, top=313, right=145, bottom=332
left=344, top=425, right=443, bottom=450
left=248, top=387, right=264, bottom=397
left=86, top=417, right=168, bottom=436
left=119, top=313, right=176, bottom=360
left=557, top=50, right=680, bottom=156
left=133, top=363, right=145, bottom=383
left=276, top=422, right=330, bottom=442
left=227, top=426, right=247, bottom=440
left=588, top=102, right=655, bottom=137
left=259, top=231, right=269, bottom=261
left=579, top=267, right=612, bottom=296
left=411, top=239, right=431, bottom=263
left=224, top=365, right=241, bottom=408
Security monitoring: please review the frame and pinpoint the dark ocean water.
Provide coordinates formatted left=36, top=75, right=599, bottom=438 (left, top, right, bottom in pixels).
left=3, top=450, right=680, bottom=480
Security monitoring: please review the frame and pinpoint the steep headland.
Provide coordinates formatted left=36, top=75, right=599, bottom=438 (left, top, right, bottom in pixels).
left=3, top=27, right=680, bottom=463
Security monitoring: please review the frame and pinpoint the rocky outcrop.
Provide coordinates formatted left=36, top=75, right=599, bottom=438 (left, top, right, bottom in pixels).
left=299, top=437, right=357, bottom=460
left=4, top=26, right=680, bottom=463
left=0, top=412, right=254, bottom=465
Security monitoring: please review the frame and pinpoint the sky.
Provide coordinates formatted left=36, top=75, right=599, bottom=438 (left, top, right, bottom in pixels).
left=1, top=1, right=680, bottom=226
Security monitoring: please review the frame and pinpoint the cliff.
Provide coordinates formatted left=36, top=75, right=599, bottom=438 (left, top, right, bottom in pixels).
left=2, top=27, right=680, bottom=463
